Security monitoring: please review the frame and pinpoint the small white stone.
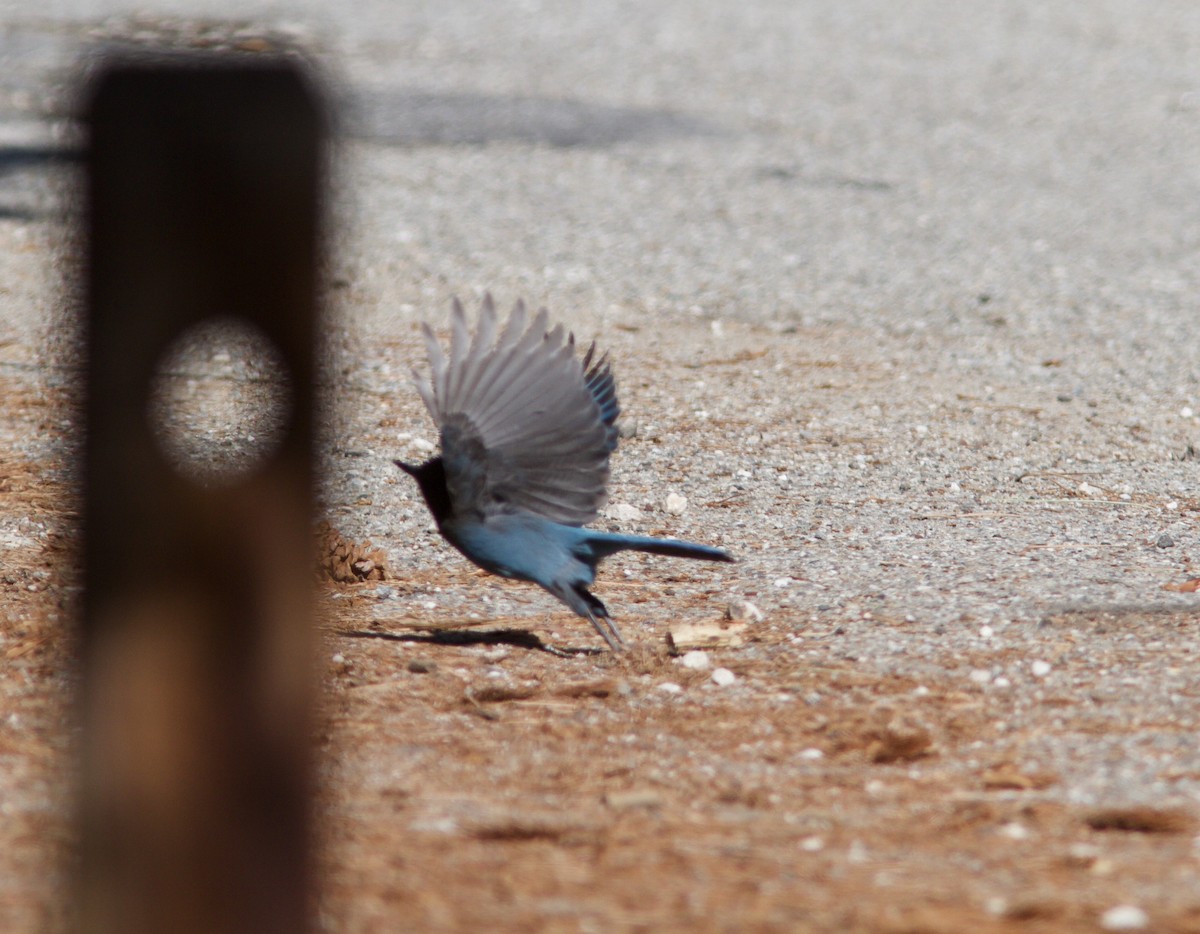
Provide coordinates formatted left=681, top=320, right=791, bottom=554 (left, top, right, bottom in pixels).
left=772, top=577, right=793, bottom=588
left=411, top=437, right=435, bottom=452
left=331, top=653, right=345, bottom=665
left=1078, top=481, right=1102, bottom=497
left=969, top=668, right=993, bottom=684
left=999, top=822, right=1031, bottom=840
left=678, top=650, right=711, bottom=671
left=1031, top=660, right=1052, bottom=677
left=656, top=681, right=683, bottom=694
left=800, top=836, right=824, bottom=852
left=912, top=685, right=930, bottom=696
left=726, top=600, right=764, bottom=622
left=1068, top=842, right=1100, bottom=862
left=604, top=502, right=643, bottom=522
left=411, top=816, right=458, bottom=835
left=799, top=747, right=824, bottom=760
left=1181, top=406, right=1195, bottom=419
left=993, top=676, right=1012, bottom=688
left=664, top=492, right=688, bottom=515
left=711, top=667, right=737, bottom=687
left=979, top=625, right=994, bottom=639
left=1100, top=905, right=1149, bottom=930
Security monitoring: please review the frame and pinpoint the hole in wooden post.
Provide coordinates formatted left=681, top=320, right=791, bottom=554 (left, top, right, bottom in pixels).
left=147, top=317, right=292, bottom=485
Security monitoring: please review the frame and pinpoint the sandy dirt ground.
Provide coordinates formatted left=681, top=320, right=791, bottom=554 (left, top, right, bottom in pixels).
left=4, top=2, right=1200, bottom=931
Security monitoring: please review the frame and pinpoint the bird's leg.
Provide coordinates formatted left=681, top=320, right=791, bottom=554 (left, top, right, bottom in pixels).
left=585, top=606, right=626, bottom=652
left=569, top=583, right=626, bottom=652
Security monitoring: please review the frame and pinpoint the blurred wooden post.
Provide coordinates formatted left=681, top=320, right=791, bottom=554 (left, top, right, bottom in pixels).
left=80, top=58, right=324, bottom=934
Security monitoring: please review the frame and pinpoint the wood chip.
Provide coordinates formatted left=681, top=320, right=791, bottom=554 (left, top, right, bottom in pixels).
left=464, top=684, right=540, bottom=704
left=604, top=789, right=664, bottom=811
left=552, top=679, right=618, bottom=698
left=867, top=715, right=933, bottom=764
left=1085, top=806, right=1195, bottom=834
left=666, top=620, right=746, bottom=653
left=981, top=762, right=1059, bottom=791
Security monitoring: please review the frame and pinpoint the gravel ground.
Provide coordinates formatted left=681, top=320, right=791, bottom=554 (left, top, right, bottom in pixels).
left=2, top=2, right=1200, bottom=930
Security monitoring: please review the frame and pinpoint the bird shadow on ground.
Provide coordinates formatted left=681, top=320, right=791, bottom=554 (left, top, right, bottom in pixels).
left=338, top=627, right=604, bottom=657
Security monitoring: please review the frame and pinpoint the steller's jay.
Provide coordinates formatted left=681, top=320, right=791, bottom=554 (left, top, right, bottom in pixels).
left=396, top=295, right=734, bottom=651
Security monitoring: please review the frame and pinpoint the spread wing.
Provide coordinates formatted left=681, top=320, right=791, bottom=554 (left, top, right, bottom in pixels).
left=412, top=294, right=620, bottom=526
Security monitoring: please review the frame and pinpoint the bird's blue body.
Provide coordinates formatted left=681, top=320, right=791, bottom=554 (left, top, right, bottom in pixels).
left=443, top=511, right=729, bottom=617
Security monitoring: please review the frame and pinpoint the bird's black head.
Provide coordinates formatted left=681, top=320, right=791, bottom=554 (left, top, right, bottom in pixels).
left=395, top=456, right=452, bottom=524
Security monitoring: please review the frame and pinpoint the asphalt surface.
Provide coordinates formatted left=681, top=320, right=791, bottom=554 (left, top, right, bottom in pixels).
left=2, top=2, right=1200, bottom=929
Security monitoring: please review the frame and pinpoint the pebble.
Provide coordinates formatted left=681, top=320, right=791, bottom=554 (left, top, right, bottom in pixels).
left=799, top=836, right=824, bottom=852
left=726, top=600, right=764, bottom=622
left=407, top=658, right=437, bottom=674
left=678, top=650, right=711, bottom=671
left=664, top=492, right=688, bottom=515
left=604, top=502, right=643, bottom=522
left=1067, top=842, right=1100, bottom=865
left=969, top=668, right=992, bottom=685
left=1156, top=533, right=1176, bottom=548
left=799, top=747, right=824, bottom=760
left=711, top=667, right=737, bottom=687
left=1031, top=660, right=1052, bottom=677
left=1100, top=905, right=1148, bottom=930
left=656, top=681, right=683, bottom=694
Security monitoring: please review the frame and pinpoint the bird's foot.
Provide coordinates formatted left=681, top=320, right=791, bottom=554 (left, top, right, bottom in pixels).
left=585, top=608, right=626, bottom=652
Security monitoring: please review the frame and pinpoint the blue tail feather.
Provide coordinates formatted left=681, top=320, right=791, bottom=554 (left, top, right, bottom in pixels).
left=580, top=530, right=733, bottom=563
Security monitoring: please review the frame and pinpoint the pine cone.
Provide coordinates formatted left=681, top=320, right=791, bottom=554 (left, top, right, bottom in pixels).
left=316, top=521, right=389, bottom=583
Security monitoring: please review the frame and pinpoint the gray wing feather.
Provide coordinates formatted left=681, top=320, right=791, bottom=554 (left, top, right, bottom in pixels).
left=414, top=294, right=618, bottom=526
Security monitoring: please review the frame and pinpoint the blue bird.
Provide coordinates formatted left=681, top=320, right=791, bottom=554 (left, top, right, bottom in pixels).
left=396, top=295, right=734, bottom=651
